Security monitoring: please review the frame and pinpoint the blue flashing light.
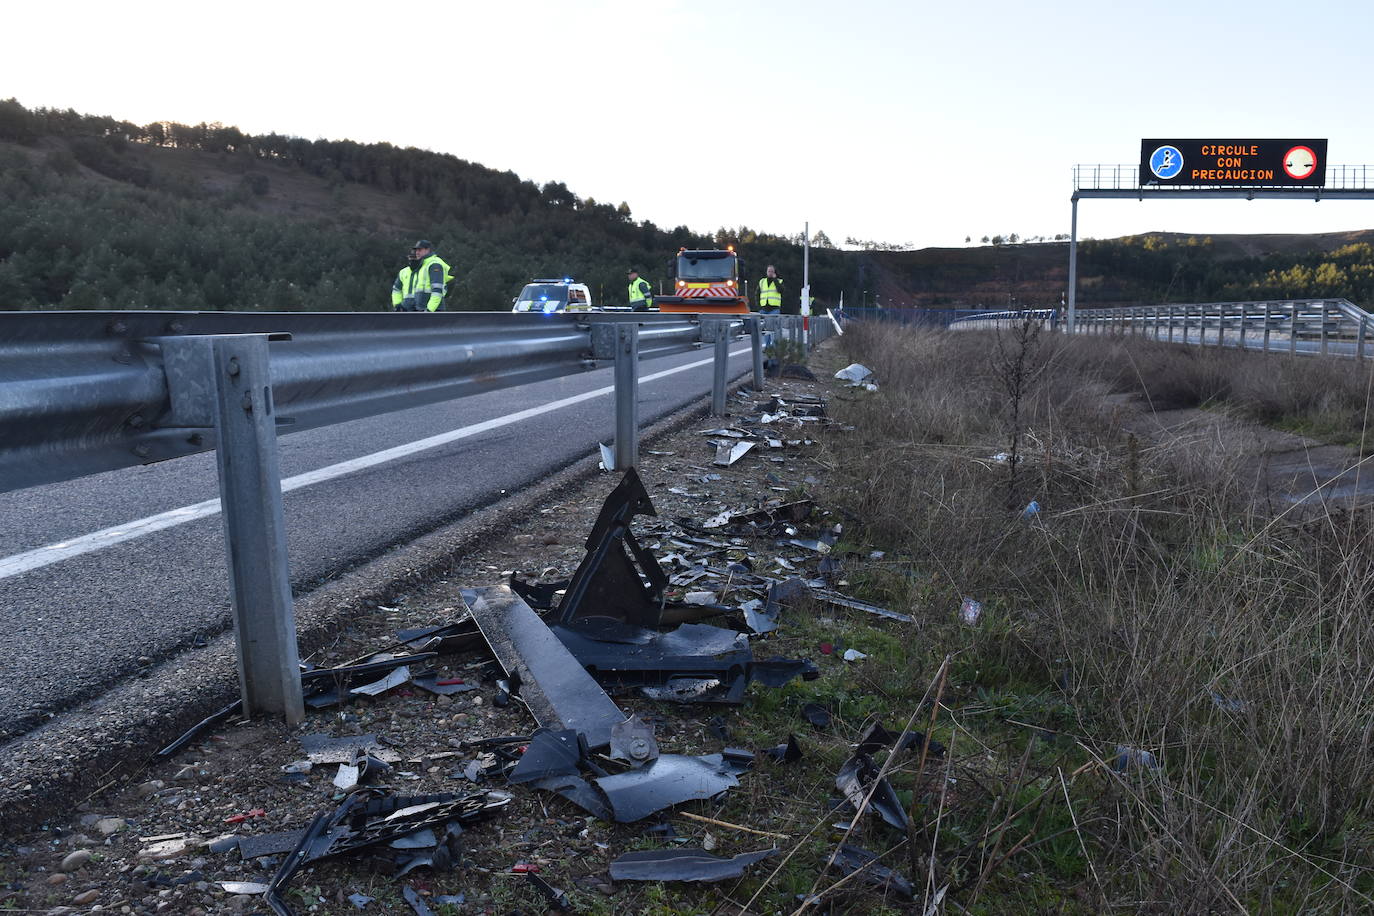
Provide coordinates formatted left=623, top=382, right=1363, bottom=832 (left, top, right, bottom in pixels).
left=563, top=277, right=573, bottom=283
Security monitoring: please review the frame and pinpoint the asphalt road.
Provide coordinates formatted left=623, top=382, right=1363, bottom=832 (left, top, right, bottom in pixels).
left=0, top=346, right=752, bottom=742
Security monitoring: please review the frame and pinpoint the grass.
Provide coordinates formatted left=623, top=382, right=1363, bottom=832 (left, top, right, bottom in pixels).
left=791, top=321, right=1374, bottom=913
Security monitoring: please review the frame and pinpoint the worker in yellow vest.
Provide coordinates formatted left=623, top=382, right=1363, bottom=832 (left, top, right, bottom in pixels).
left=757, top=265, right=783, bottom=314
left=391, top=240, right=452, bottom=312
left=627, top=269, right=653, bottom=311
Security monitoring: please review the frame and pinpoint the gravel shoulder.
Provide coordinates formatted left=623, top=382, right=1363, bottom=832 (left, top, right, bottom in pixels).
left=0, top=355, right=849, bottom=915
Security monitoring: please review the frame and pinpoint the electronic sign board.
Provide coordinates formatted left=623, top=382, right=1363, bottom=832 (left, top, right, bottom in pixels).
left=1140, top=139, right=1327, bottom=187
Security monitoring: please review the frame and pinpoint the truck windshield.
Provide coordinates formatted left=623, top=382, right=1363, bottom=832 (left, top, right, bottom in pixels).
left=676, top=254, right=736, bottom=281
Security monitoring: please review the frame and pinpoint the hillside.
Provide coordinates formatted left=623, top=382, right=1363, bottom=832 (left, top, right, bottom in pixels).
left=0, top=100, right=854, bottom=312
left=867, top=229, right=1374, bottom=309
left=2, top=98, right=1373, bottom=313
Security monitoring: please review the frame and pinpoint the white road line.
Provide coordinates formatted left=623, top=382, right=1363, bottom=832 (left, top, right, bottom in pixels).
left=0, top=348, right=751, bottom=580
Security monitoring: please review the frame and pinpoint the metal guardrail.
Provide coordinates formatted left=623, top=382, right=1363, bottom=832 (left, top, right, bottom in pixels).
left=0, top=308, right=834, bottom=724
left=836, top=307, right=1061, bottom=330
left=1071, top=299, right=1374, bottom=358
left=838, top=299, right=1374, bottom=360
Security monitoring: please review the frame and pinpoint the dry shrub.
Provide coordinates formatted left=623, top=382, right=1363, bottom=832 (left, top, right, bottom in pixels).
left=825, top=322, right=1374, bottom=912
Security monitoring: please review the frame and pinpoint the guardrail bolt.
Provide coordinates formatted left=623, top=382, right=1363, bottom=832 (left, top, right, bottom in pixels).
left=127, top=413, right=146, bottom=429
left=107, top=320, right=127, bottom=336
left=133, top=445, right=151, bottom=458
left=227, top=357, right=241, bottom=378
left=241, top=392, right=253, bottom=412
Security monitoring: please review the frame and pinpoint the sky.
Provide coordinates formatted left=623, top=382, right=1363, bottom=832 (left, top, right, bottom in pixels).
left=5, top=0, right=1374, bottom=250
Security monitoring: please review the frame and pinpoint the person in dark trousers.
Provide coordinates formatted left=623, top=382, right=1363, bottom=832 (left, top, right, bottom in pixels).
left=391, top=240, right=452, bottom=311
left=627, top=269, right=653, bottom=311
left=757, top=264, right=783, bottom=313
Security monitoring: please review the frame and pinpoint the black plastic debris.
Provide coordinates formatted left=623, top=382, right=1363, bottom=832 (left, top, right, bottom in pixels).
left=763, top=734, right=803, bottom=764
left=552, top=619, right=816, bottom=701
left=707, top=715, right=733, bottom=743
left=236, top=829, right=307, bottom=861
left=465, top=584, right=627, bottom=749
left=609, top=715, right=660, bottom=768
left=609, top=847, right=777, bottom=883
left=508, top=729, right=587, bottom=784
left=802, top=703, right=832, bottom=729
left=401, top=884, right=436, bottom=916
left=526, top=871, right=573, bottom=910
left=594, top=753, right=742, bottom=823
left=829, top=844, right=914, bottom=900
left=752, top=656, right=820, bottom=687
left=557, top=468, right=669, bottom=628
left=855, top=723, right=945, bottom=758
left=836, top=754, right=909, bottom=831
left=508, top=576, right=571, bottom=612
left=533, top=773, right=613, bottom=821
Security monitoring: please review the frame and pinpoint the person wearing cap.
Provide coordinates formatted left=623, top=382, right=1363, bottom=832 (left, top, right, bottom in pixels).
left=627, top=269, right=653, bottom=312
left=391, top=240, right=453, bottom=312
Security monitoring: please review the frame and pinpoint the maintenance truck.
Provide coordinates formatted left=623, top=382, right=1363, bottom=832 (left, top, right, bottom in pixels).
left=654, top=247, right=750, bottom=315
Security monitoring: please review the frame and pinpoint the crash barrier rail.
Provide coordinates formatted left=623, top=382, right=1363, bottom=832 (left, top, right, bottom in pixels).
left=1070, top=299, right=1374, bottom=358
left=837, top=306, right=1061, bottom=330
left=841, top=300, right=1374, bottom=359
left=0, top=309, right=833, bottom=725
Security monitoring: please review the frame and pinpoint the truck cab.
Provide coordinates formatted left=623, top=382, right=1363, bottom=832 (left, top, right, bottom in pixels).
left=655, top=247, right=750, bottom=314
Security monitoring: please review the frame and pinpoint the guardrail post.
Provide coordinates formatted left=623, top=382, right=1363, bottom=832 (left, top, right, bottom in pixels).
left=210, top=334, right=304, bottom=725
left=614, top=322, right=639, bottom=471
left=1321, top=301, right=1331, bottom=355
left=1290, top=302, right=1298, bottom=355
left=749, top=315, right=765, bottom=390
left=1357, top=316, right=1367, bottom=361
left=1263, top=302, right=1272, bottom=352
left=1238, top=303, right=1247, bottom=350
left=711, top=320, right=729, bottom=416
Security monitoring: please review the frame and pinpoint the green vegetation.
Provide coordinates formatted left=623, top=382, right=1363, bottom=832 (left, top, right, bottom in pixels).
left=0, top=98, right=855, bottom=311
left=5, top=98, right=1373, bottom=315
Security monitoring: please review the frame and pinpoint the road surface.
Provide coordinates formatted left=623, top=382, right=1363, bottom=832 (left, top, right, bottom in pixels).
left=0, top=345, right=752, bottom=741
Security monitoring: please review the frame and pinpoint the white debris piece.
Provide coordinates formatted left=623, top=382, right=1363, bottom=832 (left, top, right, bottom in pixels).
left=834, top=363, right=874, bottom=384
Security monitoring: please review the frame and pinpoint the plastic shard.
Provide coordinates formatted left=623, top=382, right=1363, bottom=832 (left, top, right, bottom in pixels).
left=609, top=847, right=777, bottom=883
left=836, top=753, right=910, bottom=831
left=556, top=468, right=668, bottom=628
left=594, top=753, right=741, bottom=823
left=465, top=584, right=627, bottom=749
left=830, top=844, right=915, bottom=900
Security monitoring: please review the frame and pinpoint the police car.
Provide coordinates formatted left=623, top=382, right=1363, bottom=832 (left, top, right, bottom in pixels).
left=511, top=278, right=595, bottom=313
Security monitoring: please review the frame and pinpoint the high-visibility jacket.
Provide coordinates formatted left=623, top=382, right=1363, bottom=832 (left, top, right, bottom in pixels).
left=628, top=277, right=653, bottom=309
left=392, top=255, right=452, bottom=312
left=758, top=277, right=783, bottom=311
